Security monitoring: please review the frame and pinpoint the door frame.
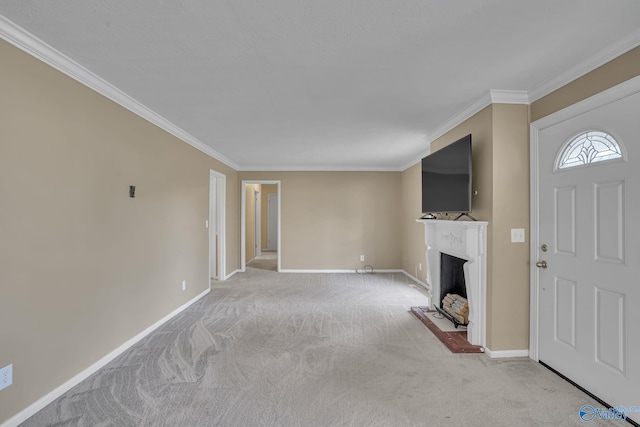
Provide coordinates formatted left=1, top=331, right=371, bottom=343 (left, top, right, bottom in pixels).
left=254, top=188, right=261, bottom=258
left=241, top=180, right=281, bottom=272
left=209, top=169, right=227, bottom=283
left=529, top=75, right=640, bottom=361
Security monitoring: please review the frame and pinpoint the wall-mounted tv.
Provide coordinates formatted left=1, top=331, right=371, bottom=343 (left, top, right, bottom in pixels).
left=421, top=134, right=472, bottom=218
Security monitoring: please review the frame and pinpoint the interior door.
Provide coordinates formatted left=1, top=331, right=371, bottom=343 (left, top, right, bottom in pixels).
left=268, top=193, right=278, bottom=251
left=537, top=91, right=640, bottom=409
left=209, top=175, right=218, bottom=279
left=254, top=189, right=260, bottom=258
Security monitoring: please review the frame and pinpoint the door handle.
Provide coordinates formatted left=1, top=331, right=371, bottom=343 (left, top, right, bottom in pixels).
left=536, top=260, right=548, bottom=269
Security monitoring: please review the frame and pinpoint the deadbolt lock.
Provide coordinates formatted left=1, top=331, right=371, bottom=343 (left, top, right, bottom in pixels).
left=541, top=244, right=548, bottom=252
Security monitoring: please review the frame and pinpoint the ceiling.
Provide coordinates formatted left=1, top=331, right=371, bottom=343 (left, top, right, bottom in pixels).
left=1, top=1, right=640, bottom=171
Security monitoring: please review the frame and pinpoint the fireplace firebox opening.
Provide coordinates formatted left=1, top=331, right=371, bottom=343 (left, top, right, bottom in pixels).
left=435, top=253, right=469, bottom=328
left=439, top=253, right=467, bottom=306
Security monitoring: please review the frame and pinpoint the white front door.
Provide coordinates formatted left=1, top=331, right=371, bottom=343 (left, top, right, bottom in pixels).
left=536, top=89, right=640, bottom=409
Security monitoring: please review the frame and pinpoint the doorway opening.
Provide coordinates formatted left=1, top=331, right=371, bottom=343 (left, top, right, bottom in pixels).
left=241, top=180, right=281, bottom=272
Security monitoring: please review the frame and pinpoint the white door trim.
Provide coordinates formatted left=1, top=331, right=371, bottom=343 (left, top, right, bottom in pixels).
left=210, top=170, right=226, bottom=283
left=241, top=180, right=281, bottom=272
left=254, top=188, right=261, bottom=258
left=529, top=75, right=640, bottom=361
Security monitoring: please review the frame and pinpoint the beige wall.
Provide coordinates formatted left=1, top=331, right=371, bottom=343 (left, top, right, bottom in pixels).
left=239, top=172, right=402, bottom=270
left=260, top=185, right=278, bottom=250
left=4, top=21, right=640, bottom=425
left=402, top=45, right=640, bottom=351
left=401, top=106, right=494, bottom=281
left=425, top=107, right=498, bottom=347
left=0, top=40, right=239, bottom=423
left=400, top=163, right=426, bottom=281
left=489, top=104, right=530, bottom=350
left=401, top=105, right=532, bottom=351
left=531, top=45, right=640, bottom=122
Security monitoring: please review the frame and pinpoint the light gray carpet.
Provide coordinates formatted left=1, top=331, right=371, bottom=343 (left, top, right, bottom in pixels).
left=23, top=269, right=608, bottom=426
left=247, top=252, right=277, bottom=271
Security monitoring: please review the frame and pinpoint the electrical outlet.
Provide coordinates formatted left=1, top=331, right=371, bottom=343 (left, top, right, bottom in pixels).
left=360, top=255, right=365, bottom=262
left=0, top=364, right=13, bottom=391
left=418, top=263, right=422, bottom=271
left=181, top=280, right=186, bottom=291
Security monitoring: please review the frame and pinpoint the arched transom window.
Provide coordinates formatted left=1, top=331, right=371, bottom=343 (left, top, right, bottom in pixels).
left=557, top=131, right=623, bottom=170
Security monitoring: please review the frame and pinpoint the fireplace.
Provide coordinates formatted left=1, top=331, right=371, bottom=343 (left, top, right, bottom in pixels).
left=439, top=253, right=467, bottom=307
left=416, top=219, right=488, bottom=346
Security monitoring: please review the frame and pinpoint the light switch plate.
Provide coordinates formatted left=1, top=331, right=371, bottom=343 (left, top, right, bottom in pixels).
left=511, top=228, right=525, bottom=243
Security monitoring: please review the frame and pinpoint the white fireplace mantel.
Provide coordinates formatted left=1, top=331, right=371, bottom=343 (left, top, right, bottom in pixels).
left=416, top=219, right=488, bottom=347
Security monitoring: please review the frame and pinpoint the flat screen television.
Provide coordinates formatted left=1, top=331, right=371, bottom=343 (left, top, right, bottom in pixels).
left=421, top=134, right=472, bottom=218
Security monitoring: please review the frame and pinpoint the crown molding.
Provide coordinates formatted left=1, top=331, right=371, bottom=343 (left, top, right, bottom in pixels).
left=398, top=89, right=530, bottom=172
left=420, top=91, right=494, bottom=159
left=237, top=164, right=401, bottom=172
left=6, top=8, right=637, bottom=174
left=528, top=27, right=640, bottom=102
left=490, top=89, right=530, bottom=104
left=0, top=15, right=239, bottom=171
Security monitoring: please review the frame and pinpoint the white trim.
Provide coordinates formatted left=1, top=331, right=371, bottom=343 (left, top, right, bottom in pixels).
left=224, top=269, right=241, bottom=280
left=529, top=28, right=640, bottom=102
left=241, top=180, right=282, bottom=272
left=279, top=268, right=404, bottom=274
left=532, top=75, right=640, bottom=129
left=423, top=92, right=492, bottom=157
left=238, top=165, right=400, bottom=172
left=1, top=288, right=210, bottom=427
left=490, top=90, right=530, bottom=104
left=279, top=269, right=355, bottom=274
left=400, top=270, right=430, bottom=291
left=401, top=89, right=530, bottom=171
left=484, top=348, right=530, bottom=359
left=0, top=16, right=239, bottom=171
left=209, top=170, right=226, bottom=282
left=399, top=159, right=422, bottom=173
left=529, top=123, right=541, bottom=362
left=528, top=74, right=640, bottom=363
left=3, top=11, right=639, bottom=174
left=417, top=219, right=488, bottom=348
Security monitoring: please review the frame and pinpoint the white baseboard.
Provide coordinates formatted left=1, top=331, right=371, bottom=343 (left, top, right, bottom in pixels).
left=400, top=270, right=430, bottom=291
left=224, top=269, right=241, bottom=280
left=1, top=288, right=210, bottom=427
left=279, top=269, right=355, bottom=273
left=279, top=268, right=405, bottom=274
left=484, top=348, right=530, bottom=359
